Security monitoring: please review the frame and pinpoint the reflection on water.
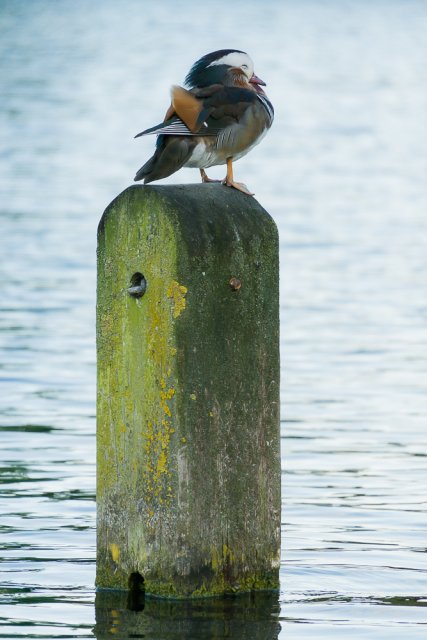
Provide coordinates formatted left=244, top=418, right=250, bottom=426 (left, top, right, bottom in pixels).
left=2, top=0, right=427, bottom=638
left=94, top=591, right=281, bottom=639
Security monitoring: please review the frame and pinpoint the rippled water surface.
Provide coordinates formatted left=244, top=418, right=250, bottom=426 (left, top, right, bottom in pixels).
left=1, top=0, right=427, bottom=637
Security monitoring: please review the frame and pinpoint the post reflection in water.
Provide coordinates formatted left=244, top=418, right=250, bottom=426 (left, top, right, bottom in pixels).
left=94, top=590, right=281, bottom=639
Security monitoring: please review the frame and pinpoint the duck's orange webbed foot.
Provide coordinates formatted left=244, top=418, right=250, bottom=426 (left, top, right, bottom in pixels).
left=200, top=168, right=221, bottom=183
left=223, top=177, right=254, bottom=196
left=222, top=158, right=254, bottom=196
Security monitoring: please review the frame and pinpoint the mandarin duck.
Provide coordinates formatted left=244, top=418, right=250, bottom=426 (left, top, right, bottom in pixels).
left=133, top=49, right=274, bottom=196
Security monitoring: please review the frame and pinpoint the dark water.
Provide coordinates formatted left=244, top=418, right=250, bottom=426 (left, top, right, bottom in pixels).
left=1, top=0, right=427, bottom=637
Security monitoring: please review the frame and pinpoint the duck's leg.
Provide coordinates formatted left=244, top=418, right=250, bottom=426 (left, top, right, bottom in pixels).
left=222, top=158, right=254, bottom=196
left=200, top=168, right=221, bottom=183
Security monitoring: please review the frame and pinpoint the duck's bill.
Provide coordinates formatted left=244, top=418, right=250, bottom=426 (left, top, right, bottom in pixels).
left=249, top=73, right=266, bottom=86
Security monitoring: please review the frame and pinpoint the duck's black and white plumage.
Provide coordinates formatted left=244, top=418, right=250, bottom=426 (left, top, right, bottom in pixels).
left=134, top=49, right=274, bottom=195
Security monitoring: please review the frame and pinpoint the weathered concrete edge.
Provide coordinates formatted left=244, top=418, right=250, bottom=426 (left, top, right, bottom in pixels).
left=97, top=183, right=278, bottom=238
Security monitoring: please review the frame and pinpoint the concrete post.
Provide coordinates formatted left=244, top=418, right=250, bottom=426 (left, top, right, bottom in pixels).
left=96, top=184, right=280, bottom=598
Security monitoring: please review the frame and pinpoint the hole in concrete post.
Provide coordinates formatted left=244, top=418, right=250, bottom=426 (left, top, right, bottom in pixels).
left=128, top=272, right=147, bottom=298
left=127, top=572, right=145, bottom=611
left=128, top=571, right=145, bottom=592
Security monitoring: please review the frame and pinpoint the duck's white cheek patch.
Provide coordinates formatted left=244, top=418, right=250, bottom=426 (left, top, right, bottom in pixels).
left=208, top=51, right=253, bottom=76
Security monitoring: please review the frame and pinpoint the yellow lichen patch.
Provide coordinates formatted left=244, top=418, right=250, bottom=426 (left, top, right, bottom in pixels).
left=143, top=414, right=174, bottom=504
left=142, top=354, right=177, bottom=506
left=160, top=388, right=175, bottom=401
left=160, top=386, right=175, bottom=417
left=166, top=280, right=188, bottom=318
left=157, top=450, right=167, bottom=475
left=110, top=543, right=120, bottom=563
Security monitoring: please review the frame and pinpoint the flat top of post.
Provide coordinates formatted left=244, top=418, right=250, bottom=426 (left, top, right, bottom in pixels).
left=98, top=184, right=277, bottom=241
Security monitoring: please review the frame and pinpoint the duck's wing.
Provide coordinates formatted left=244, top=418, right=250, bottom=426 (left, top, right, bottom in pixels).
left=135, top=85, right=217, bottom=138
left=134, top=117, right=204, bottom=138
left=134, top=84, right=273, bottom=139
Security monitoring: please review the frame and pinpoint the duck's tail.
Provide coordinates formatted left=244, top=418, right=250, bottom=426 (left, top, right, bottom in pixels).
left=134, top=137, right=194, bottom=184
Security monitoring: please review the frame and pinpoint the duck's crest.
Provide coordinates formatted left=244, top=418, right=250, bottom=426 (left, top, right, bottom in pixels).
left=185, top=49, right=245, bottom=88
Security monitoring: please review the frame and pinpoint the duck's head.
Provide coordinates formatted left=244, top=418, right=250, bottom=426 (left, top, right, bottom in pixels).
left=185, top=49, right=266, bottom=91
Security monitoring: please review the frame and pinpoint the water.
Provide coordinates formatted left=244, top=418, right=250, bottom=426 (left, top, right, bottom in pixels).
left=1, top=0, right=427, bottom=637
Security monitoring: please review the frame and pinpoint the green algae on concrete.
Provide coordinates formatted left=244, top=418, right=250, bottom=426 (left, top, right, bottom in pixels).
left=96, top=184, right=281, bottom=598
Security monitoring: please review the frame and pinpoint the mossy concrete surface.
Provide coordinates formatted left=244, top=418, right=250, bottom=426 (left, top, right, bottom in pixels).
left=96, top=184, right=280, bottom=598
